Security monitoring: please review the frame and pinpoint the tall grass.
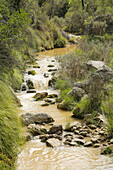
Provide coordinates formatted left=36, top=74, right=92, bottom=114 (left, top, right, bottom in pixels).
left=0, top=80, right=22, bottom=169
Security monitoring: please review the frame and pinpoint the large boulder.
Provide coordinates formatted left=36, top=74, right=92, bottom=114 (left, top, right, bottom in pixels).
left=48, top=125, right=63, bottom=134
left=33, top=92, right=48, bottom=101
left=20, top=113, right=54, bottom=126
left=86, top=60, right=105, bottom=70
left=27, top=124, right=47, bottom=136
left=67, top=87, right=86, bottom=101
left=46, top=138, right=61, bottom=147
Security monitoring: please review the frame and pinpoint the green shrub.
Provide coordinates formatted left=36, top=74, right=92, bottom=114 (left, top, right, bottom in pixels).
left=101, top=84, right=113, bottom=137
left=73, top=97, right=91, bottom=119
left=92, top=21, right=107, bottom=36
left=58, top=96, right=75, bottom=111
left=54, top=36, right=67, bottom=48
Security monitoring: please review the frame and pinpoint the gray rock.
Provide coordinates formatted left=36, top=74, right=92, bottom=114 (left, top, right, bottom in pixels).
left=49, top=125, right=63, bottom=134
left=74, top=138, right=85, bottom=145
left=86, top=60, right=105, bottom=70
left=68, top=87, right=86, bottom=101
left=20, top=113, right=54, bottom=126
left=46, top=138, right=61, bottom=147
left=88, top=124, right=97, bottom=129
left=26, top=79, right=35, bottom=89
left=84, top=142, right=93, bottom=147
left=27, top=124, right=45, bottom=136
left=110, top=139, right=113, bottom=144
left=33, top=92, right=48, bottom=101
left=41, top=103, right=49, bottom=106
left=79, top=131, right=87, bottom=137
left=93, top=143, right=101, bottom=148
left=26, top=90, right=36, bottom=93
left=91, top=138, right=99, bottom=143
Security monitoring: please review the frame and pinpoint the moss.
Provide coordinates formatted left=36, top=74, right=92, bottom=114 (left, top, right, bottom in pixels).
left=28, top=70, right=36, bottom=75
left=101, top=147, right=112, bottom=155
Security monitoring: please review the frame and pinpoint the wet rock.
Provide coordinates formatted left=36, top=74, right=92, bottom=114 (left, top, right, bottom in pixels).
left=74, top=139, right=85, bottom=145
left=48, top=77, right=57, bottom=87
left=51, top=60, right=55, bottom=62
left=28, top=70, right=36, bottom=75
left=44, top=99, right=53, bottom=103
left=93, top=143, right=101, bottom=148
left=47, top=65, right=54, bottom=67
left=64, top=141, right=77, bottom=146
left=74, top=130, right=80, bottom=135
left=65, top=137, right=72, bottom=142
left=43, top=73, right=49, bottom=78
left=39, top=134, right=49, bottom=142
left=26, top=79, right=35, bottom=89
left=99, top=131, right=105, bottom=135
left=33, top=65, right=40, bottom=68
left=33, top=92, right=48, bottom=101
left=91, top=138, right=99, bottom=143
left=27, top=124, right=46, bottom=136
left=110, top=139, right=113, bottom=144
left=48, top=69, right=57, bottom=72
left=21, top=84, right=27, bottom=91
left=26, top=90, right=36, bottom=93
left=46, top=138, right=61, bottom=147
left=49, top=125, right=63, bottom=134
left=88, top=124, right=97, bottom=129
left=20, top=113, right=54, bottom=126
left=24, top=133, right=32, bottom=141
left=48, top=94, right=58, bottom=98
left=64, top=133, right=74, bottom=138
left=79, top=131, right=87, bottom=137
left=41, top=103, right=49, bottom=107
left=78, top=135, right=84, bottom=139
left=50, top=101, right=56, bottom=104
left=84, top=142, right=93, bottom=147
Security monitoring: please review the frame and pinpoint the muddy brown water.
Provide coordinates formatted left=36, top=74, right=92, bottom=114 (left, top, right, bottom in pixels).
left=16, top=45, right=113, bottom=170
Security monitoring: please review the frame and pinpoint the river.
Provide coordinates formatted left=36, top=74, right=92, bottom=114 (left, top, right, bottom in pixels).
left=16, top=44, right=113, bottom=170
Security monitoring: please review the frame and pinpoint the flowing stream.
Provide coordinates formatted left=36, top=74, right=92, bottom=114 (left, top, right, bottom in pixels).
left=16, top=45, right=113, bottom=170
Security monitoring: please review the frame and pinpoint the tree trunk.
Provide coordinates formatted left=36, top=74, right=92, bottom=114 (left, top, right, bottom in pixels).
left=81, top=0, right=84, bottom=9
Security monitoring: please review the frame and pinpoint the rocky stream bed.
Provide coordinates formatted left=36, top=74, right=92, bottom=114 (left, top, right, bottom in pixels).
left=16, top=45, right=113, bottom=170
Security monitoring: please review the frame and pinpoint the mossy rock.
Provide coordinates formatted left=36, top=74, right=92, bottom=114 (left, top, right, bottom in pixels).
left=33, top=65, right=40, bottom=68
left=33, top=92, right=48, bottom=101
left=28, top=70, right=36, bottom=75
left=26, top=79, right=35, bottom=89
left=47, top=94, right=58, bottom=98
left=47, top=65, right=54, bottom=67
left=101, top=147, right=112, bottom=155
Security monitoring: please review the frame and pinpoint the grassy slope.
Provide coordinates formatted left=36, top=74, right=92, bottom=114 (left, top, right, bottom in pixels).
left=0, top=80, right=22, bottom=169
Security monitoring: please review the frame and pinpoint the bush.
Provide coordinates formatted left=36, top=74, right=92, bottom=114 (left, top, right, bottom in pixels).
left=101, top=83, right=113, bottom=137
left=57, top=96, right=75, bottom=111
left=54, top=36, right=67, bottom=48
left=73, top=97, right=91, bottom=119
left=92, top=21, right=107, bottom=35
